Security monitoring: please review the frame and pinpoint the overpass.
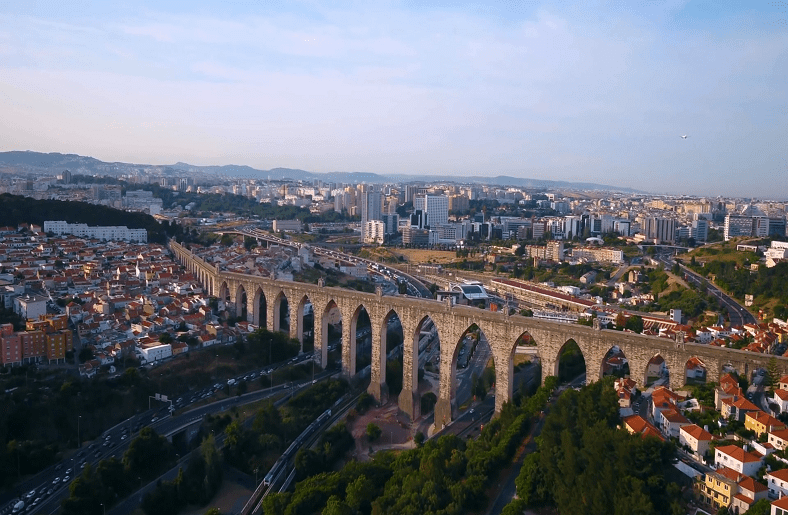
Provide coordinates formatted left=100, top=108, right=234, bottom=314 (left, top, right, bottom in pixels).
left=170, top=241, right=788, bottom=431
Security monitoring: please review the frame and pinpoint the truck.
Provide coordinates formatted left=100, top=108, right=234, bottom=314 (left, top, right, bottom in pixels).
left=12, top=501, right=24, bottom=514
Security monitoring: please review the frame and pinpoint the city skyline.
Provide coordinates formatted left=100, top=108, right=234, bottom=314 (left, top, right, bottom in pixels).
left=0, top=0, right=786, bottom=198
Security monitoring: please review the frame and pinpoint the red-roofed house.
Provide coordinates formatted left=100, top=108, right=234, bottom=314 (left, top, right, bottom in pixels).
left=622, top=415, right=663, bottom=440
left=745, top=411, right=787, bottom=438
left=658, top=408, right=692, bottom=438
left=767, top=468, right=788, bottom=499
left=731, top=476, right=768, bottom=514
left=715, top=445, right=763, bottom=477
left=721, top=395, right=761, bottom=422
left=774, top=389, right=788, bottom=413
left=680, top=424, right=714, bottom=459
left=772, top=495, right=788, bottom=515
left=769, top=429, right=788, bottom=452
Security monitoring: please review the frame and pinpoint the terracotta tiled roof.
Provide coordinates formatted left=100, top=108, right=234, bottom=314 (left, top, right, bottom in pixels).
left=716, top=445, right=761, bottom=463
left=681, top=424, right=713, bottom=441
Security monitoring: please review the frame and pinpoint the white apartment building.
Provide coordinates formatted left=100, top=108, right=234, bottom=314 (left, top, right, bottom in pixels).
left=414, top=194, right=449, bottom=228
left=44, top=221, right=147, bottom=242
left=363, top=220, right=385, bottom=244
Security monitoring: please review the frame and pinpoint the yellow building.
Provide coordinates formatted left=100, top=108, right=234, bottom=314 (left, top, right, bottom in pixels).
left=744, top=410, right=786, bottom=437
left=695, top=468, right=740, bottom=511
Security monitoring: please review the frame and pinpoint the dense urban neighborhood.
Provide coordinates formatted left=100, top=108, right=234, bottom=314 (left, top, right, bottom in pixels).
left=1, top=160, right=788, bottom=515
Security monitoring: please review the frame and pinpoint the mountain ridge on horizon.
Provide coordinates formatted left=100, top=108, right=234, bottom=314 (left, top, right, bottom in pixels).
left=0, top=150, right=645, bottom=193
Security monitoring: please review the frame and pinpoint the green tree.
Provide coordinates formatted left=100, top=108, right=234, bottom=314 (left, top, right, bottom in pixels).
left=123, top=427, right=174, bottom=480
left=767, top=357, right=780, bottom=392
left=744, top=498, right=771, bottom=515
left=366, top=423, right=382, bottom=442
left=159, top=332, right=173, bottom=344
left=625, top=315, right=644, bottom=334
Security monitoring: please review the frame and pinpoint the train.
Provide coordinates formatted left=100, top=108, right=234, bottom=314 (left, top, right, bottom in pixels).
left=262, top=408, right=333, bottom=487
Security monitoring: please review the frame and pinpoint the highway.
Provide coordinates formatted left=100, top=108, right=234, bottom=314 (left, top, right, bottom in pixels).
left=1, top=353, right=324, bottom=515
left=232, top=227, right=433, bottom=298
left=656, top=254, right=756, bottom=326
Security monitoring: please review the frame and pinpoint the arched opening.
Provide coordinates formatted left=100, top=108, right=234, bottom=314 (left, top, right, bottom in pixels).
left=218, top=281, right=231, bottom=318
left=296, top=295, right=314, bottom=353
left=254, top=288, right=267, bottom=329
left=273, top=291, right=289, bottom=334
left=381, top=310, right=404, bottom=401
left=685, top=357, right=707, bottom=385
left=450, top=324, right=493, bottom=420
left=235, top=284, right=247, bottom=322
left=644, top=354, right=667, bottom=387
left=508, top=331, right=542, bottom=400
left=600, top=346, right=630, bottom=379
left=350, top=305, right=372, bottom=377
left=402, top=315, right=440, bottom=421
left=555, top=339, right=586, bottom=385
left=320, top=300, right=343, bottom=369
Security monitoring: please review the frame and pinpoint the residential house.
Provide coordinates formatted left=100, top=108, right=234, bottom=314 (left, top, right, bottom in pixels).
left=622, top=415, right=663, bottom=440
left=769, top=429, right=788, bottom=452
left=731, top=476, right=768, bottom=514
left=658, top=408, right=692, bottom=438
left=773, top=496, right=788, bottom=515
left=696, top=467, right=741, bottom=511
left=721, top=395, right=761, bottom=422
left=715, top=445, right=762, bottom=477
left=745, top=411, right=787, bottom=437
left=680, top=424, right=714, bottom=459
left=767, top=468, right=788, bottom=499
left=774, top=389, right=788, bottom=413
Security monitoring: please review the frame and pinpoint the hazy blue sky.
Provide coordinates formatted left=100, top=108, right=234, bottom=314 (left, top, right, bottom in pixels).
left=0, top=0, right=785, bottom=197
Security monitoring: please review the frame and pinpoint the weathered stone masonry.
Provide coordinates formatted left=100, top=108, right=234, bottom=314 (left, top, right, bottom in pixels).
left=171, top=242, right=788, bottom=431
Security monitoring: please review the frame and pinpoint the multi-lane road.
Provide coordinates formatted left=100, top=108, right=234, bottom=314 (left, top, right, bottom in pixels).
left=1, top=353, right=324, bottom=515
left=655, top=254, right=756, bottom=326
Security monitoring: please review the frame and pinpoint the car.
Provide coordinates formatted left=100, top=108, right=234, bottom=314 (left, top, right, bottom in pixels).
left=121, top=435, right=127, bottom=440
left=151, top=416, right=158, bottom=423
left=53, top=477, right=60, bottom=485
left=469, top=409, right=475, bottom=414
left=88, top=443, right=95, bottom=449
left=62, top=476, right=70, bottom=483
left=25, top=490, right=36, bottom=499
left=46, top=489, right=53, bottom=496
left=55, top=463, right=62, bottom=470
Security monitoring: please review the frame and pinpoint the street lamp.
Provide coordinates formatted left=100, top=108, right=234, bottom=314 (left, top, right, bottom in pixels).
left=100, top=503, right=105, bottom=515
left=78, top=415, right=81, bottom=449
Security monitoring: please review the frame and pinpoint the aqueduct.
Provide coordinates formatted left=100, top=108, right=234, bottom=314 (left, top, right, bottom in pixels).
left=171, top=242, right=788, bottom=430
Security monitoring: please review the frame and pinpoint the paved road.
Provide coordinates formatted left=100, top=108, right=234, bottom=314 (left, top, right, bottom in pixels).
left=657, top=255, right=756, bottom=326
left=678, top=262, right=756, bottom=326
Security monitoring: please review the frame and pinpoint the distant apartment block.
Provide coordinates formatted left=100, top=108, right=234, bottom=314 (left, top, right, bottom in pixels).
left=571, top=246, right=624, bottom=264
left=363, top=220, right=385, bottom=244
left=44, top=220, right=147, bottom=242
left=272, top=219, right=303, bottom=233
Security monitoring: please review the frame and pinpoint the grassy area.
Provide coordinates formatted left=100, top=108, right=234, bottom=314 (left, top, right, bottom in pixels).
left=688, top=240, right=759, bottom=266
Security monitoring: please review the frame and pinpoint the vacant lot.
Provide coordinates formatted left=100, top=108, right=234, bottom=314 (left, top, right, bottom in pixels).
left=392, top=248, right=459, bottom=264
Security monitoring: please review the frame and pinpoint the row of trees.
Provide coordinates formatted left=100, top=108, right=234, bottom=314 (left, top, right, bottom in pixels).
left=0, top=364, right=166, bottom=488
left=141, top=435, right=223, bottom=515
left=222, top=380, right=349, bottom=477
left=261, top=377, right=558, bottom=515
left=507, top=377, right=684, bottom=515
left=62, top=427, right=180, bottom=515
left=0, top=193, right=182, bottom=243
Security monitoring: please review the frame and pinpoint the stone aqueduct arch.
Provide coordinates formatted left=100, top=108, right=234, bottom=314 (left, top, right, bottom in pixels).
left=169, top=242, right=788, bottom=430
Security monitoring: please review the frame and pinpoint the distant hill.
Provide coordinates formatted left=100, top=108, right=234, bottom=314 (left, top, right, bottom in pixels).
left=0, top=150, right=642, bottom=192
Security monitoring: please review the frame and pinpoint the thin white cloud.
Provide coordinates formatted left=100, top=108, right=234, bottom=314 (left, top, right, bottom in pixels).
left=0, top=2, right=785, bottom=196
